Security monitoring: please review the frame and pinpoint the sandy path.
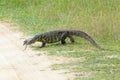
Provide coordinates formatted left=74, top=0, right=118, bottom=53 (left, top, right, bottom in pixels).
left=0, top=23, right=67, bottom=80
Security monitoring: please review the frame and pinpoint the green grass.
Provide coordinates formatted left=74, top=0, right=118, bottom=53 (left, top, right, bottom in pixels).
left=0, top=0, right=120, bottom=80
left=0, top=0, right=120, bottom=41
left=33, top=40, right=120, bottom=80
left=50, top=43, right=120, bottom=80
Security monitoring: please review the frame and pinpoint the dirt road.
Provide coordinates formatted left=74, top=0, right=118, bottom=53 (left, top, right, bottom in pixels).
left=0, top=23, right=67, bottom=80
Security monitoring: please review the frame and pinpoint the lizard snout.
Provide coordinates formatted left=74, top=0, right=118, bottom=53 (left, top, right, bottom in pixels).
left=23, top=40, right=27, bottom=46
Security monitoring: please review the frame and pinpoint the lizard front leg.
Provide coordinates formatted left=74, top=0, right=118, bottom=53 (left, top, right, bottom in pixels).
left=40, top=40, right=46, bottom=48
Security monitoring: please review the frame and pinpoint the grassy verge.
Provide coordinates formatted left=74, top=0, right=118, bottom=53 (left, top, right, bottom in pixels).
left=0, top=0, right=120, bottom=80
left=32, top=40, right=120, bottom=80
left=0, top=0, right=120, bottom=40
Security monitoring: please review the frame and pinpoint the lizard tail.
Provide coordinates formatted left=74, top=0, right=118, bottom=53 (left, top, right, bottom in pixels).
left=71, top=30, right=104, bottom=50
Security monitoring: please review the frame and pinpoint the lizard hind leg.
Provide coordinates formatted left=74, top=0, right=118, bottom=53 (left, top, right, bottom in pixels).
left=68, top=35, right=75, bottom=43
left=60, top=32, right=68, bottom=44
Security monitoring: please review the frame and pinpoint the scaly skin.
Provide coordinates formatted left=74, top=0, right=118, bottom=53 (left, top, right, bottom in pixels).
left=23, top=30, right=104, bottom=50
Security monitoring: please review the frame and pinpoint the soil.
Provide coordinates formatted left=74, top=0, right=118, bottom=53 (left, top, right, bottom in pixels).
left=0, top=23, right=67, bottom=80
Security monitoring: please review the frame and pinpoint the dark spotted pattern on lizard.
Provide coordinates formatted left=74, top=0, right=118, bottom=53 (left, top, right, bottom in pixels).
left=23, top=30, right=104, bottom=50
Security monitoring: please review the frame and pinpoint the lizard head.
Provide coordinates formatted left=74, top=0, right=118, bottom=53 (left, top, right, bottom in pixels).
left=23, top=38, right=34, bottom=46
left=23, top=38, right=35, bottom=50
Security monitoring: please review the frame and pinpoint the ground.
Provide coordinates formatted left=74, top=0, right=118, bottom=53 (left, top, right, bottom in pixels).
left=0, top=23, right=67, bottom=80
